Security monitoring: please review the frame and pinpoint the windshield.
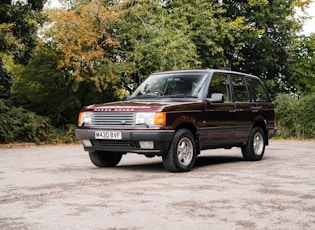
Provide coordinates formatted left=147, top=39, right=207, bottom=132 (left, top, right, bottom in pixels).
left=130, top=73, right=208, bottom=99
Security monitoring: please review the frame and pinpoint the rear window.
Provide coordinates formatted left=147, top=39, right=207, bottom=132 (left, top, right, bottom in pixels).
left=232, top=77, right=250, bottom=102
left=246, top=77, right=271, bottom=102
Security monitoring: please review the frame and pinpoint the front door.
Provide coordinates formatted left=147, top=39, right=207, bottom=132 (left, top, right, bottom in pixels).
left=200, top=72, right=237, bottom=148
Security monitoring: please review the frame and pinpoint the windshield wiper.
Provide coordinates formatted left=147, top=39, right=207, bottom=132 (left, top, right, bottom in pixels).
left=131, top=94, right=198, bottom=100
left=130, top=94, right=159, bottom=99
left=155, top=95, right=198, bottom=99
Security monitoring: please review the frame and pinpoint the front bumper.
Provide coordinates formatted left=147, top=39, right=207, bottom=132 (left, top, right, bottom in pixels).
left=75, top=129, right=175, bottom=156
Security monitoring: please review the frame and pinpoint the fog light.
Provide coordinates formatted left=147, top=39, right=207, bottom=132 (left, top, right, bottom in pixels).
left=139, top=141, right=154, bottom=149
left=81, top=140, right=92, bottom=147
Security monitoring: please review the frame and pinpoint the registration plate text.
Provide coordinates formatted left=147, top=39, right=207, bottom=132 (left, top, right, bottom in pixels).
left=95, top=131, right=122, bottom=140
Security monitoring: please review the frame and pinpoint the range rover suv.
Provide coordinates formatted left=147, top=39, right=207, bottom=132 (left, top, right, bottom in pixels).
left=75, top=69, right=276, bottom=172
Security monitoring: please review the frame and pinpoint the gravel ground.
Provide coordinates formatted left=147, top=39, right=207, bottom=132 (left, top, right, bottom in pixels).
left=0, top=140, right=314, bottom=229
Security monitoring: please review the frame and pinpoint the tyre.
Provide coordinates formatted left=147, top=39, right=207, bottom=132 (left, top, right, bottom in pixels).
left=89, top=151, right=123, bottom=167
left=162, top=129, right=197, bottom=172
left=242, top=126, right=265, bottom=161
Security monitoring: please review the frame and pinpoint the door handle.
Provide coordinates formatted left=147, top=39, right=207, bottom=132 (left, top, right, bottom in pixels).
left=251, top=106, right=262, bottom=112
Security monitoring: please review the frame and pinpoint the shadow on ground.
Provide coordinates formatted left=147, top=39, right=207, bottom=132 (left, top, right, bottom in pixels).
left=112, top=155, right=244, bottom=172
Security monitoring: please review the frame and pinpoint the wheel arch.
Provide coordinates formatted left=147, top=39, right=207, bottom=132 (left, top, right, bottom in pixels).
left=175, top=122, right=200, bottom=154
left=253, top=120, right=269, bottom=145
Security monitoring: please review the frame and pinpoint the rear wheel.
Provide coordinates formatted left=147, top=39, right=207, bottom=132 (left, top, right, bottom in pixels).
left=242, top=126, right=265, bottom=161
left=89, top=151, right=123, bottom=167
left=162, top=129, right=197, bottom=172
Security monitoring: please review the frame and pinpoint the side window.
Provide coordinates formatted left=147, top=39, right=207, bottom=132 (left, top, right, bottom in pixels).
left=232, top=76, right=250, bottom=102
left=247, top=77, right=271, bottom=102
left=207, top=74, right=232, bottom=102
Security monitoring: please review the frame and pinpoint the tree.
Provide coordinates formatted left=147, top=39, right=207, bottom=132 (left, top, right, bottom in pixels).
left=44, top=1, right=126, bottom=95
left=45, top=0, right=244, bottom=90
left=0, top=0, right=47, bottom=63
left=116, top=0, right=201, bottom=80
left=0, top=58, right=13, bottom=98
left=0, top=0, right=47, bottom=98
left=220, top=0, right=311, bottom=94
left=110, top=0, right=249, bottom=84
left=11, top=44, right=115, bottom=126
left=287, top=34, right=315, bottom=94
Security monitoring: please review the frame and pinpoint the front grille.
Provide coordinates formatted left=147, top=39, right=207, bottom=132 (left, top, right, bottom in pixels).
left=91, top=112, right=135, bottom=126
left=92, top=140, right=137, bottom=148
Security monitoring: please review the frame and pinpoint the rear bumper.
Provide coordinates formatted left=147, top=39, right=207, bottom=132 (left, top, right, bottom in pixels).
left=75, top=129, right=175, bottom=156
left=268, top=127, right=277, bottom=139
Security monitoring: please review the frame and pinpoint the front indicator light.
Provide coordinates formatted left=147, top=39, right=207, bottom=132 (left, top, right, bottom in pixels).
left=154, top=112, right=166, bottom=125
left=135, top=112, right=166, bottom=125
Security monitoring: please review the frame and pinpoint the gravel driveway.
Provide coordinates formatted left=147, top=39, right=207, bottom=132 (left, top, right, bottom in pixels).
left=0, top=140, right=314, bottom=229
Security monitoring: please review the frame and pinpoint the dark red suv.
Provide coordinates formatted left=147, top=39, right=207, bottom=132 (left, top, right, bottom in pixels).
left=75, top=69, right=276, bottom=172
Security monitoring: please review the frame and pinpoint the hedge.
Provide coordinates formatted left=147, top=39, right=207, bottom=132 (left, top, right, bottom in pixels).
left=274, top=93, right=315, bottom=139
left=0, top=99, right=76, bottom=144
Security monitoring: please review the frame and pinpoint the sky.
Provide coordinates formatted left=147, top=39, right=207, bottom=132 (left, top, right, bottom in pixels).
left=48, top=0, right=315, bottom=35
left=301, top=2, right=315, bottom=35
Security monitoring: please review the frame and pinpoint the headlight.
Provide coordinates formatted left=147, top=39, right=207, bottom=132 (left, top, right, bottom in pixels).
left=135, top=112, right=166, bottom=125
left=78, top=112, right=93, bottom=126
left=136, top=112, right=154, bottom=125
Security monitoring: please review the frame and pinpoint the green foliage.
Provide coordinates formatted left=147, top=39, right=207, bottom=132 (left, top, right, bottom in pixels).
left=0, top=0, right=47, bottom=102
left=221, top=0, right=310, bottom=95
left=0, top=98, right=78, bottom=144
left=287, top=34, right=315, bottom=94
left=49, top=124, right=78, bottom=144
left=0, top=99, right=52, bottom=144
left=0, top=0, right=47, bottom=64
left=43, top=0, right=311, bottom=95
left=117, top=0, right=202, bottom=80
left=274, top=94, right=298, bottom=138
left=275, top=94, right=315, bottom=138
left=44, top=0, right=257, bottom=89
left=295, top=94, right=315, bottom=138
left=11, top=44, right=115, bottom=126
left=0, top=57, right=13, bottom=98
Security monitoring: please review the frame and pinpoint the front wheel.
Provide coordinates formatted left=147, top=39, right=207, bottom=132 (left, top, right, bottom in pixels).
left=89, top=151, right=123, bottom=167
left=242, top=127, right=265, bottom=161
left=162, top=129, right=197, bottom=172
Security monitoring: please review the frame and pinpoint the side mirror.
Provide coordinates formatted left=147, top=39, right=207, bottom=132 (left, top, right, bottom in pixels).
left=208, top=93, right=224, bottom=103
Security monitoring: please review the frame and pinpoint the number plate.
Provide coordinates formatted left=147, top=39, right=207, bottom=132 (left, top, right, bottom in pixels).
left=95, top=131, right=122, bottom=140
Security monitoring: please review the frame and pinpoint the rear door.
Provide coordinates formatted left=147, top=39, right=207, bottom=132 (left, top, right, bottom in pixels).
left=231, top=74, right=255, bottom=142
left=246, top=76, right=275, bottom=138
